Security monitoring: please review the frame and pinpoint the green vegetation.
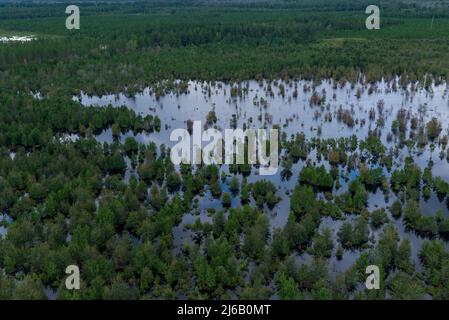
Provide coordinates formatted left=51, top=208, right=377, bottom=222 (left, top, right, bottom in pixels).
left=2, top=2, right=449, bottom=96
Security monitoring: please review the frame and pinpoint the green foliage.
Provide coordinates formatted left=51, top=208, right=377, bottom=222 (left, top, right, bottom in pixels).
left=1, top=1, right=449, bottom=301
left=426, top=117, right=442, bottom=141
left=390, top=160, right=422, bottom=198
left=337, top=215, right=369, bottom=249
left=419, top=240, right=449, bottom=299
left=278, top=273, right=302, bottom=300
left=370, top=208, right=389, bottom=229
left=404, top=200, right=438, bottom=237
left=222, top=192, right=232, bottom=208
left=389, top=200, right=402, bottom=219
left=299, top=165, right=333, bottom=190
left=12, top=275, right=47, bottom=300
left=243, top=215, right=270, bottom=261
left=309, top=228, right=334, bottom=259
left=335, top=179, right=368, bottom=214
left=359, top=166, right=384, bottom=191
left=123, top=137, right=139, bottom=156
left=388, top=272, right=425, bottom=300
left=229, top=177, right=240, bottom=195
left=251, top=180, right=279, bottom=209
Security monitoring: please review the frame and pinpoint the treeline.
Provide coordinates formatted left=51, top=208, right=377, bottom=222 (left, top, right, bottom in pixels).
left=1, top=1, right=449, bottom=300
left=0, top=92, right=160, bottom=150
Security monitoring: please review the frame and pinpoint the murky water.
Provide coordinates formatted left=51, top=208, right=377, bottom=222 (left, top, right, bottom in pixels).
left=77, top=79, right=449, bottom=274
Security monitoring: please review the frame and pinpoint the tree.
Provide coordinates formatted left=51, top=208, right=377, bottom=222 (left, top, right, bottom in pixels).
left=13, top=275, right=47, bottom=300
left=335, top=179, right=368, bottom=214
left=229, top=177, right=240, bottom=195
left=419, top=240, right=449, bottom=299
left=370, top=208, right=388, bottom=229
left=103, top=277, right=133, bottom=300
left=278, top=273, right=302, bottom=300
left=166, top=171, right=182, bottom=193
left=403, top=200, right=421, bottom=229
left=438, top=217, right=449, bottom=238
left=0, top=272, right=14, bottom=299
left=222, top=192, right=231, bottom=208
left=359, top=166, right=384, bottom=190
left=426, top=117, right=442, bottom=141
left=396, top=239, right=413, bottom=272
left=389, top=200, right=402, bottom=219
left=290, top=185, right=316, bottom=217
left=150, top=185, right=168, bottom=210
left=112, top=123, right=121, bottom=139
left=209, top=180, right=222, bottom=198
left=194, top=256, right=216, bottom=293
left=240, top=183, right=250, bottom=204
left=270, top=228, right=290, bottom=258
left=389, top=272, right=425, bottom=300
left=105, top=151, right=126, bottom=173
left=336, top=245, right=344, bottom=261
left=154, top=116, right=161, bottom=132
left=337, top=215, right=369, bottom=249
left=124, top=137, right=139, bottom=155
left=251, top=180, right=279, bottom=209
left=239, top=278, right=272, bottom=300
left=310, top=228, right=333, bottom=259
left=299, top=165, right=333, bottom=190
left=243, top=215, right=269, bottom=261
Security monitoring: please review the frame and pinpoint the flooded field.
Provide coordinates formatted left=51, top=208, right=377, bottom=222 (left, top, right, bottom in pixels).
left=0, top=35, right=36, bottom=43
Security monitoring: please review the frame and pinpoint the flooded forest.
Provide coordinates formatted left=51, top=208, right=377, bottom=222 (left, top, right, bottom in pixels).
left=1, top=0, right=449, bottom=300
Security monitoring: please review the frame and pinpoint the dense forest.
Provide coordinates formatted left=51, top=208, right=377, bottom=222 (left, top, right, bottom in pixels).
left=1, top=0, right=449, bottom=300
left=1, top=1, right=449, bottom=96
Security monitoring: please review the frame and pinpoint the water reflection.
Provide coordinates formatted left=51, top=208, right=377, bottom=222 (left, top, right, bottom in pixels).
left=78, top=79, right=449, bottom=273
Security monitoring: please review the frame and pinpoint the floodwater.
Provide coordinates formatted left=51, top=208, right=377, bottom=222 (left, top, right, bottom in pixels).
left=0, top=214, right=12, bottom=239
left=77, top=79, right=449, bottom=273
left=0, top=35, right=36, bottom=43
